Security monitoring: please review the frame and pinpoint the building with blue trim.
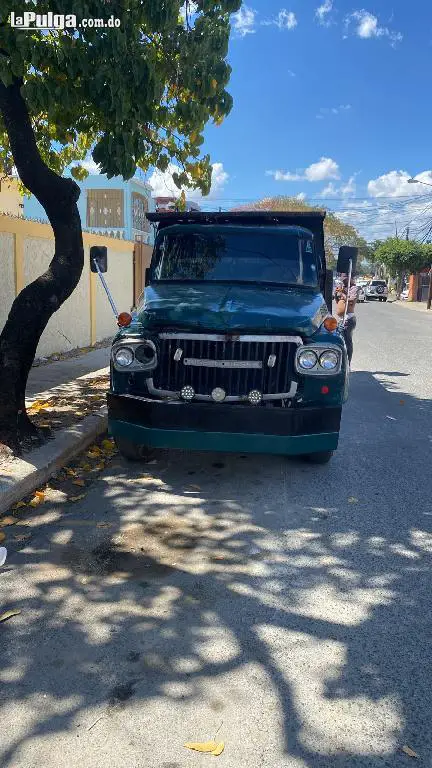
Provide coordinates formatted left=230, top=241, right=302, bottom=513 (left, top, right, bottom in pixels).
left=24, top=174, right=155, bottom=245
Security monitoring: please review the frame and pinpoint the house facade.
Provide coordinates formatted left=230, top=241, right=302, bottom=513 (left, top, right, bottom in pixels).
left=24, top=173, right=155, bottom=245
left=0, top=177, right=24, bottom=217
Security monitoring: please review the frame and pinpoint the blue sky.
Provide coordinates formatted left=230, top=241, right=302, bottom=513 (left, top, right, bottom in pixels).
left=149, top=0, right=432, bottom=243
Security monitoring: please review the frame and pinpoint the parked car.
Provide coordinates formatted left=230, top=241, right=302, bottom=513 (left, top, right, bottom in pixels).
left=401, top=288, right=409, bottom=301
left=365, top=279, right=388, bottom=302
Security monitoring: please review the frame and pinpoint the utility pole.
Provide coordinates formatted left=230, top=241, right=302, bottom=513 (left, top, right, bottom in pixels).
left=406, top=227, right=409, bottom=241
left=427, top=264, right=432, bottom=310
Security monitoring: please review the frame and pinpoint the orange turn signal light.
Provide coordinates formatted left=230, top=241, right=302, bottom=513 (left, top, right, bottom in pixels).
left=117, top=312, right=132, bottom=328
left=323, top=316, right=338, bottom=332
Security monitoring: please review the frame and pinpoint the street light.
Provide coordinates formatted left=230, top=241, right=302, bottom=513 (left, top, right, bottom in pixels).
left=408, top=178, right=432, bottom=188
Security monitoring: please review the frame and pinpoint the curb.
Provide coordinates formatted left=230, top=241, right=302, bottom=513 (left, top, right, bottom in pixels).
left=0, top=407, right=108, bottom=515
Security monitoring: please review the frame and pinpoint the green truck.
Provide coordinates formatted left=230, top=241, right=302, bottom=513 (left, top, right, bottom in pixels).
left=106, top=211, right=354, bottom=464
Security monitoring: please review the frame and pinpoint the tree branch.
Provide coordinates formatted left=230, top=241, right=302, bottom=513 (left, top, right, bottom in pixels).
left=0, top=78, right=79, bottom=218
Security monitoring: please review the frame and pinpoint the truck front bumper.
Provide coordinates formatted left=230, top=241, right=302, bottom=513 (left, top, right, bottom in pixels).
left=107, top=393, right=342, bottom=456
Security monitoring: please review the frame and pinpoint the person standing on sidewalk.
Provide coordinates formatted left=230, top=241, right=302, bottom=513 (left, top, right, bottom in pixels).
left=335, top=276, right=358, bottom=365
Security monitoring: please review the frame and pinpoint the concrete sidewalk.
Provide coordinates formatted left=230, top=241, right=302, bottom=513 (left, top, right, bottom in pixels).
left=390, top=300, right=431, bottom=314
left=1, top=348, right=111, bottom=514
left=27, top=347, right=110, bottom=397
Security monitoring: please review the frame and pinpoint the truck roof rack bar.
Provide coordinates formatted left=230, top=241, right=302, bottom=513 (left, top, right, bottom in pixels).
left=147, top=210, right=326, bottom=225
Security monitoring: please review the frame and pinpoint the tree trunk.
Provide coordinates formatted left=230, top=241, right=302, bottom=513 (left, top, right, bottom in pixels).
left=0, top=79, right=84, bottom=451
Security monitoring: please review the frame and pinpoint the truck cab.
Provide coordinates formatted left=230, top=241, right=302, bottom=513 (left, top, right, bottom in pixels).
left=107, top=211, right=350, bottom=464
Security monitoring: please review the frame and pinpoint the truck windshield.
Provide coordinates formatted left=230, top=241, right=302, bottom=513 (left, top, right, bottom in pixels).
left=152, top=231, right=318, bottom=287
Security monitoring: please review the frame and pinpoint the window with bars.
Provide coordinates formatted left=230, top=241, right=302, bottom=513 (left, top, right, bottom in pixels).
left=132, top=192, right=150, bottom=232
left=86, top=189, right=124, bottom=228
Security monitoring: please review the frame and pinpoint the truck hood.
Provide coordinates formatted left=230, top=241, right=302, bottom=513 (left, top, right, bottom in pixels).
left=140, top=283, right=328, bottom=337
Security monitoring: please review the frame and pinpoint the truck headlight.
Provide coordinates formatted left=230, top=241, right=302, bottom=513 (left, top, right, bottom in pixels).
left=297, top=350, right=318, bottom=370
left=319, top=351, right=339, bottom=370
left=114, top=347, right=134, bottom=367
left=134, top=340, right=157, bottom=370
left=295, top=346, right=342, bottom=375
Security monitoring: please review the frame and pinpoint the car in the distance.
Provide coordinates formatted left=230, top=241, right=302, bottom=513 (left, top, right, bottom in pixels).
left=365, top=279, right=388, bottom=302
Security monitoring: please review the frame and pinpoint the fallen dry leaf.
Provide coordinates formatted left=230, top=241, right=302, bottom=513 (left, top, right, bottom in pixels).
left=212, top=743, right=225, bottom=756
left=81, top=463, right=92, bottom=472
left=13, top=501, right=26, bottom=510
left=87, top=447, right=102, bottom=458
left=0, top=610, right=21, bottom=623
left=28, top=400, right=51, bottom=414
left=400, top=400, right=405, bottom=406
left=69, top=494, right=86, bottom=503
left=0, top=516, right=16, bottom=527
left=96, top=522, right=112, bottom=529
left=66, top=468, right=77, bottom=477
left=95, top=462, right=105, bottom=471
left=35, top=490, right=45, bottom=501
left=101, top=439, right=114, bottom=451
left=29, top=494, right=43, bottom=507
left=184, top=741, right=218, bottom=754
left=189, top=484, right=201, bottom=491
left=72, top=479, right=86, bottom=487
left=348, top=497, right=358, bottom=504
left=13, top=533, right=32, bottom=542
left=0, top=532, right=6, bottom=543
left=401, top=745, right=419, bottom=758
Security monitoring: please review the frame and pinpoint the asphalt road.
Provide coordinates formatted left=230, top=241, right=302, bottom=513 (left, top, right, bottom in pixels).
left=1, top=302, right=432, bottom=768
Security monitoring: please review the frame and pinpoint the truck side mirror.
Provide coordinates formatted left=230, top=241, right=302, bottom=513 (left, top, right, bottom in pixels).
left=337, top=246, right=358, bottom=276
left=324, top=269, right=333, bottom=312
left=90, top=245, right=108, bottom=274
left=145, top=268, right=151, bottom=287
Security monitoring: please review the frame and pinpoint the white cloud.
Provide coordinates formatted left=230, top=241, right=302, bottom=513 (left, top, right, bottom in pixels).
left=296, top=192, right=307, bottom=201
left=315, top=0, right=333, bottom=26
left=306, top=157, right=340, bottom=181
left=287, top=69, right=296, bottom=77
left=232, top=5, right=257, bottom=37
left=275, top=10, right=297, bottom=30
left=345, top=10, right=403, bottom=45
left=148, top=161, right=229, bottom=199
left=317, top=104, right=352, bottom=118
left=368, top=170, right=432, bottom=198
left=320, top=175, right=357, bottom=198
left=267, top=157, right=341, bottom=183
left=262, top=9, right=297, bottom=30
left=70, top=157, right=100, bottom=175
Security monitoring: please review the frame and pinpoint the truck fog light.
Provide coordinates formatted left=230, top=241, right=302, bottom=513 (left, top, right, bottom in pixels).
left=181, top=385, right=195, bottom=401
left=248, top=390, right=262, bottom=405
left=319, top=351, right=339, bottom=370
left=297, top=350, right=317, bottom=370
left=114, top=347, right=134, bottom=367
left=211, top=387, right=226, bottom=403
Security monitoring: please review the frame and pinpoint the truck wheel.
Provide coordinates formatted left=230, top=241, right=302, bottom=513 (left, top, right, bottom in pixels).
left=383, top=297, right=387, bottom=302
left=302, top=451, right=334, bottom=465
left=114, top=436, right=147, bottom=461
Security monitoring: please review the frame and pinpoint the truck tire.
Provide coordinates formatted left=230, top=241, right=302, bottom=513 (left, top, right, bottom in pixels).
left=302, top=451, right=334, bottom=464
left=114, top=436, right=147, bottom=461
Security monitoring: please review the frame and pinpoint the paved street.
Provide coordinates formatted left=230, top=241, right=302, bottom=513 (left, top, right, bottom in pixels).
left=1, top=302, right=431, bottom=768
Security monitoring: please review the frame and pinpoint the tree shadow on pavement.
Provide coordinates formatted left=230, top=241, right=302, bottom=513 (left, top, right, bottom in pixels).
left=0, top=371, right=431, bottom=767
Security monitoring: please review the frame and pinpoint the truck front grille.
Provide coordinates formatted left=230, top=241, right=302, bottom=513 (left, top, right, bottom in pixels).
left=152, top=333, right=300, bottom=400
